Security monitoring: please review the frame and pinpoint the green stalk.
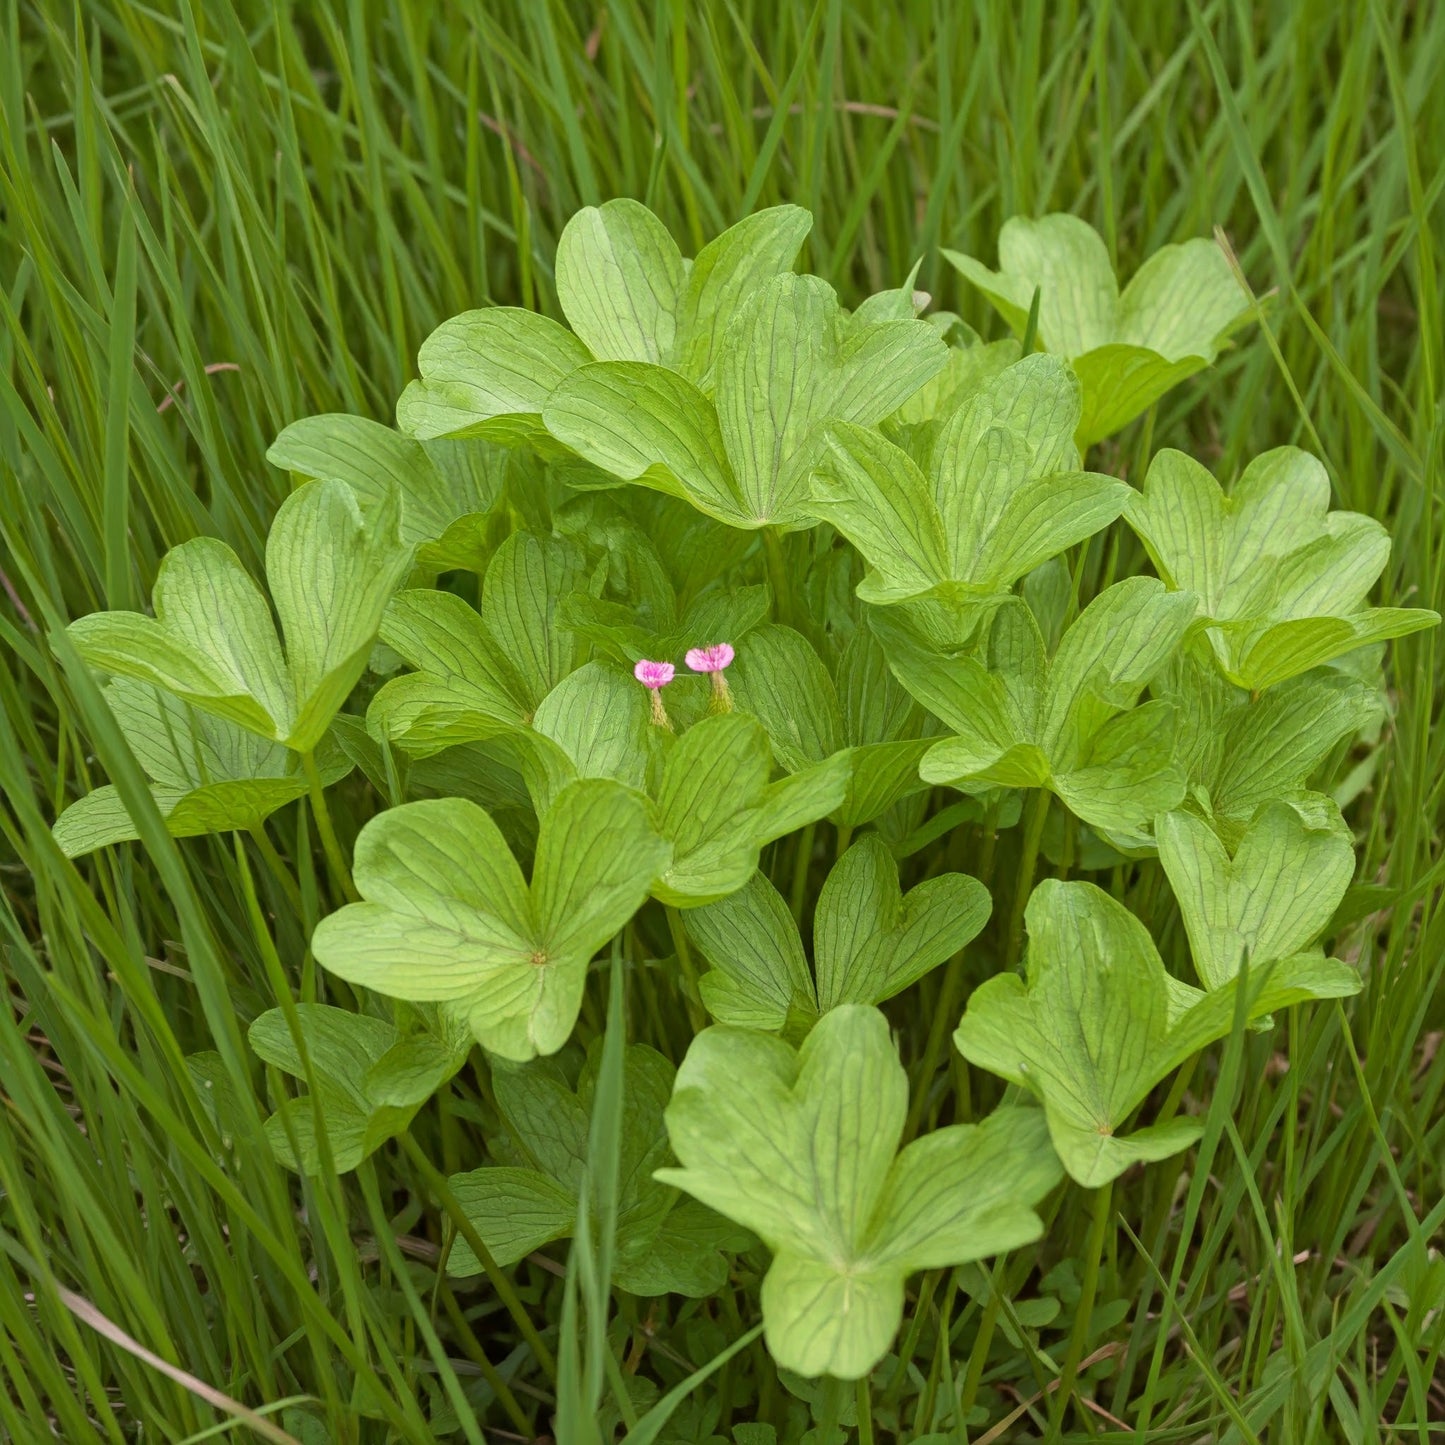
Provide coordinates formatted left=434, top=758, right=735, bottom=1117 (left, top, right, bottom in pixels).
left=665, top=905, right=707, bottom=1033
left=301, top=749, right=357, bottom=903
left=399, top=1133, right=557, bottom=1383
left=1005, top=789, right=1051, bottom=970
left=762, top=526, right=793, bottom=627
left=856, top=1374, right=875, bottom=1445
left=957, top=1265, right=1004, bottom=1423
left=437, top=1282, right=534, bottom=1436
left=1053, top=1179, right=1113, bottom=1431
left=903, top=944, right=969, bottom=1141
left=248, top=822, right=305, bottom=921
left=789, top=820, right=817, bottom=922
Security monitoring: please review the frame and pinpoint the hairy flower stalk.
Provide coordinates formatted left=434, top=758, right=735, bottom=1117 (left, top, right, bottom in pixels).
left=634, top=659, right=676, bottom=730
left=686, top=642, right=735, bottom=714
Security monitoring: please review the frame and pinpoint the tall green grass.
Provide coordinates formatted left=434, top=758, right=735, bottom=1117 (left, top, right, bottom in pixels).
left=1, top=0, right=1442, bottom=1438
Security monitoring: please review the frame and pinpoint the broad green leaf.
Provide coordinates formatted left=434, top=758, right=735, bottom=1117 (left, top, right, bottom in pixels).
left=651, top=713, right=849, bottom=907
left=555, top=199, right=811, bottom=383
left=713, top=274, right=947, bottom=528
left=71, top=481, right=410, bottom=751
left=312, top=781, right=669, bottom=1060
left=813, top=358, right=1127, bottom=610
left=518, top=662, right=656, bottom=810
left=52, top=680, right=352, bottom=856
left=545, top=272, right=946, bottom=530
left=1204, top=609, right=1438, bottom=693
left=556, top=200, right=686, bottom=365
left=658, top=1006, right=1061, bottom=1378
left=68, top=536, right=290, bottom=738
left=1126, top=447, right=1438, bottom=689
left=674, top=206, right=813, bottom=381
left=544, top=362, right=748, bottom=526
left=450, top=1045, right=743, bottom=1297
left=481, top=532, right=590, bottom=708
left=728, top=625, right=843, bottom=772
left=891, top=581, right=1193, bottom=838
left=266, top=414, right=506, bottom=568
left=890, top=329, right=1021, bottom=428
left=954, top=880, right=1351, bottom=1186
left=832, top=628, right=933, bottom=827
left=396, top=307, right=593, bottom=443
left=1157, top=796, right=1359, bottom=993
left=838, top=740, right=933, bottom=830
left=686, top=872, right=817, bottom=1032
left=248, top=1004, right=467, bottom=1173
left=1161, top=657, right=1382, bottom=842
left=267, top=480, right=415, bottom=751
left=813, top=836, right=990, bottom=1010
left=944, top=214, right=1256, bottom=445
left=685, top=837, right=987, bottom=1030
left=368, top=533, right=589, bottom=755
left=369, top=588, right=534, bottom=753
left=809, top=423, right=950, bottom=603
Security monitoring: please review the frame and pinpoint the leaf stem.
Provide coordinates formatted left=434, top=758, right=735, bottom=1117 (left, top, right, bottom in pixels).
left=903, top=943, right=970, bottom=1141
left=399, top=1132, right=557, bottom=1383
left=300, top=749, right=357, bottom=903
left=957, top=1263, right=1004, bottom=1422
left=762, top=526, right=793, bottom=627
left=665, top=905, right=707, bottom=1033
left=436, top=1280, right=534, bottom=1436
left=1053, top=1178, right=1113, bottom=1431
left=247, top=822, right=305, bottom=920
left=856, top=1374, right=875, bottom=1445
left=789, top=821, right=817, bottom=923
left=1005, top=789, right=1050, bottom=970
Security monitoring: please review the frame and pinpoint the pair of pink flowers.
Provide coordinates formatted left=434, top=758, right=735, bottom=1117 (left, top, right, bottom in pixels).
left=635, top=643, right=734, bottom=730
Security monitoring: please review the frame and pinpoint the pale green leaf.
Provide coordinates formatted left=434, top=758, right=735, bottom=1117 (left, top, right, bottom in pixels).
left=248, top=1004, right=465, bottom=1174
left=1126, top=446, right=1439, bottom=689
left=945, top=216, right=1256, bottom=445
left=312, top=782, right=667, bottom=1060
left=68, top=537, right=289, bottom=739
left=686, top=871, right=816, bottom=1031
left=674, top=205, right=812, bottom=381
left=714, top=274, right=947, bottom=528
left=544, top=362, right=748, bottom=526
left=813, top=836, right=990, bottom=1010
left=728, top=625, right=842, bottom=771
left=651, top=713, right=845, bottom=907
left=397, top=307, right=592, bottom=442
left=556, top=199, right=686, bottom=365
left=1157, top=796, right=1358, bottom=991
left=658, top=1006, right=1059, bottom=1377
left=266, top=414, right=506, bottom=556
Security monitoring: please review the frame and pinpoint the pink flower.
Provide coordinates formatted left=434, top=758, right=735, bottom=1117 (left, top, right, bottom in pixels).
left=685, top=643, right=735, bottom=673
left=634, top=658, right=675, bottom=730
left=634, top=659, right=675, bottom=689
left=686, top=641, right=735, bottom=714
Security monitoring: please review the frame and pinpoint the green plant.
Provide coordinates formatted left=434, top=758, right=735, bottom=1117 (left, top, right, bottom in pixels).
left=11, top=45, right=1433, bottom=1433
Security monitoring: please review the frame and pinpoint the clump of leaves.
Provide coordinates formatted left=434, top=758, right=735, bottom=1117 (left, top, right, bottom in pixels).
left=52, top=196, right=1436, bottom=1431
left=945, top=213, right=1257, bottom=447
left=311, top=782, right=668, bottom=1060
left=249, top=1003, right=470, bottom=1173
left=684, top=835, right=989, bottom=1031
left=67, top=480, right=411, bottom=753
left=659, top=1006, right=1060, bottom=1377
left=954, top=880, right=1358, bottom=1186
left=1126, top=446, right=1439, bottom=690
